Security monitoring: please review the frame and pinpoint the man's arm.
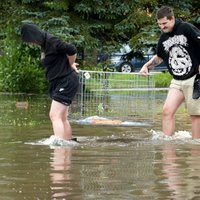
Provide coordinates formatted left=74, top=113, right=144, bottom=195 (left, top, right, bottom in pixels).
left=140, top=55, right=163, bottom=75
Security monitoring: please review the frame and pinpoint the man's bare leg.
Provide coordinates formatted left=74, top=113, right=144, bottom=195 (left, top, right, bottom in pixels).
left=191, top=115, right=200, bottom=139
left=162, top=88, right=185, bottom=136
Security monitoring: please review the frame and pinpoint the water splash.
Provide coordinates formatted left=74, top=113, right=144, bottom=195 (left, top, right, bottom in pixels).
left=151, top=130, right=192, bottom=141
left=26, top=135, right=79, bottom=147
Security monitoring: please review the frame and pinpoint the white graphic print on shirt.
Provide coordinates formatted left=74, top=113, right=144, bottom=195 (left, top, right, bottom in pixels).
left=163, top=35, right=192, bottom=76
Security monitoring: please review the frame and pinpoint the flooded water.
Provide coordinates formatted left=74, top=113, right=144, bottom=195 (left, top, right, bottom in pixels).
left=0, top=93, right=200, bottom=200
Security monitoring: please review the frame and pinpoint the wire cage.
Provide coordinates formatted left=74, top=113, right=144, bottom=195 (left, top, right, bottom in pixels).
left=69, top=70, right=156, bottom=126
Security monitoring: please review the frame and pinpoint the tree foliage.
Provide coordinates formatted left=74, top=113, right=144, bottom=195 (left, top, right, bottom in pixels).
left=0, top=0, right=200, bottom=93
left=1, top=0, right=199, bottom=50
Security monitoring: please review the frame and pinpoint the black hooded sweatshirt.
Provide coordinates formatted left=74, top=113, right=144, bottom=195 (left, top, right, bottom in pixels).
left=21, top=23, right=77, bottom=81
left=157, top=19, right=200, bottom=80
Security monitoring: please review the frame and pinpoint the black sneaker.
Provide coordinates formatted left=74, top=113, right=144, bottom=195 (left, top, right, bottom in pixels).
left=193, top=74, right=200, bottom=99
left=71, top=137, right=79, bottom=143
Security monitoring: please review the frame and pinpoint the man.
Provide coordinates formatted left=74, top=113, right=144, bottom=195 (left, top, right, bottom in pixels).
left=21, top=23, right=79, bottom=141
left=140, top=6, right=200, bottom=138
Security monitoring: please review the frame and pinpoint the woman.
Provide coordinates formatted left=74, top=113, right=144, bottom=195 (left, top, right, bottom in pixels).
left=21, top=23, right=79, bottom=141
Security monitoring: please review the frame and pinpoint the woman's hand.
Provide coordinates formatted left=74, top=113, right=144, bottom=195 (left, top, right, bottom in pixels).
left=71, top=62, right=79, bottom=73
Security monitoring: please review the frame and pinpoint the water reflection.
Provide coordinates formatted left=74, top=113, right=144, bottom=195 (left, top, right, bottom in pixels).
left=1, top=93, right=200, bottom=200
left=161, top=143, right=186, bottom=200
left=155, top=143, right=200, bottom=200
left=50, top=148, right=72, bottom=199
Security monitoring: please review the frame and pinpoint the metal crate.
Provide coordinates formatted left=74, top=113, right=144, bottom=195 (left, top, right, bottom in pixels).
left=69, top=70, right=156, bottom=125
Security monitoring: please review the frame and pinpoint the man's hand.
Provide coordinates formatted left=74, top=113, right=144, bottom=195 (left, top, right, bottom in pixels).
left=140, top=54, right=163, bottom=76
left=139, top=65, right=149, bottom=76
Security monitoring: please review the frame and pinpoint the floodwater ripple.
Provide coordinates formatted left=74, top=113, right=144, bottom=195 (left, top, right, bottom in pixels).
left=0, top=94, right=200, bottom=200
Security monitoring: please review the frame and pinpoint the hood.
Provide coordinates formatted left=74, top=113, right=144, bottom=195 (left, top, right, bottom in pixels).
left=167, top=18, right=182, bottom=35
left=21, top=23, right=46, bottom=45
left=173, top=18, right=182, bottom=29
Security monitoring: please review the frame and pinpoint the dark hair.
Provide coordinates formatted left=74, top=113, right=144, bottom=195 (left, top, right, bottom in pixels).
left=156, top=6, right=174, bottom=20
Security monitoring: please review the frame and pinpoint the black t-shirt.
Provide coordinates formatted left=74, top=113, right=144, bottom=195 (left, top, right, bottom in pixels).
left=41, top=35, right=76, bottom=81
left=157, top=19, right=200, bottom=80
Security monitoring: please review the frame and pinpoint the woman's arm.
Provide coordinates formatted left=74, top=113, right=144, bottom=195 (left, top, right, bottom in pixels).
left=68, top=54, right=79, bottom=73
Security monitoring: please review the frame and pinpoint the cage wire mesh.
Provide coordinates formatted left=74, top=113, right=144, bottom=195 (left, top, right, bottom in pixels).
left=69, top=70, right=156, bottom=126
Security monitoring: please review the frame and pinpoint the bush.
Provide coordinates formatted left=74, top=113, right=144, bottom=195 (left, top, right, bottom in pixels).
left=0, top=29, right=47, bottom=93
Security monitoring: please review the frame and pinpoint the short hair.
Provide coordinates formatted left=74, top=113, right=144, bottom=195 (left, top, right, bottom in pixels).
left=156, top=6, right=174, bottom=20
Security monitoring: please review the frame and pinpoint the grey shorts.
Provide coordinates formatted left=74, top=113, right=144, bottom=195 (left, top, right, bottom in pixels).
left=49, top=71, right=79, bottom=106
left=170, top=75, right=200, bottom=115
